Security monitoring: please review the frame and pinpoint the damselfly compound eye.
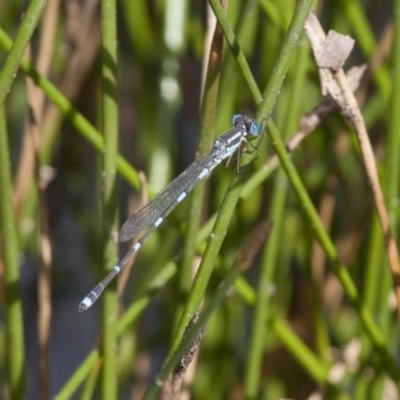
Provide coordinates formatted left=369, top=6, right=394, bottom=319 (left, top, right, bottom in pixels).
left=231, top=113, right=242, bottom=125
left=250, top=121, right=260, bottom=136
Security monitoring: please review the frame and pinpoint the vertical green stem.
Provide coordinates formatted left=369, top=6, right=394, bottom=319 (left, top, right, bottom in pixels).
left=257, top=0, right=313, bottom=121
left=244, top=31, right=311, bottom=397
left=386, top=0, right=400, bottom=229
left=0, top=2, right=47, bottom=399
left=171, top=0, right=312, bottom=359
left=171, top=163, right=252, bottom=353
left=0, top=0, right=47, bottom=107
left=179, top=0, right=224, bottom=314
left=244, top=169, right=288, bottom=397
left=354, top=0, right=400, bottom=395
left=208, top=0, right=262, bottom=103
left=100, top=0, right=119, bottom=398
left=0, top=107, right=26, bottom=399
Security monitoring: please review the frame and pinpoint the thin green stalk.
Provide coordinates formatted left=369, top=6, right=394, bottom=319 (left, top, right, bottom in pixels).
left=0, top=27, right=141, bottom=190
left=216, top=1, right=261, bottom=126
left=386, top=0, right=400, bottom=232
left=0, top=107, right=26, bottom=399
left=179, top=1, right=224, bottom=313
left=99, top=0, right=119, bottom=398
left=54, top=295, right=151, bottom=400
left=245, top=168, right=288, bottom=398
left=340, top=0, right=391, bottom=100
left=269, top=317, right=350, bottom=400
left=0, top=18, right=49, bottom=397
left=171, top=158, right=253, bottom=353
left=55, top=350, right=100, bottom=400
left=267, top=119, right=400, bottom=382
left=144, top=248, right=250, bottom=399
left=171, top=0, right=260, bottom=351
left=269, top=317, right=330, bottom=384
left=243, top=0, right=400, bottom=387
left=79, top=362, right=101, bottom=400
left=356, top=216, right=390, bottom=399
left=0, top=0, right=46, bottom=107
left=244, top=32, right=310, bottom=398
left=122, top=0, right=156, bottom=61
left=55, top=260, right=176, bottom=399
left=208, top=0, right=263, bottom=104
left=179, top=0, right=261, bottom=309
left=193, top=155, right=278, bottom=246
left=256, top=0, right=313, bottom=121
left=171, top=0, right=311, bottom=356
left=173, top=0, right=260, bottom=352
left=354, top=0, right=400, bottom=395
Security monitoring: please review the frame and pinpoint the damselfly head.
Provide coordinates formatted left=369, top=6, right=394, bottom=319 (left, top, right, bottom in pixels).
left=231, top=114, right=260, bottom=137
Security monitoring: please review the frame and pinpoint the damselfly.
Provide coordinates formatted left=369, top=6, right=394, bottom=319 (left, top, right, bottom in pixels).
left=79, top=114, right=260, bottom=311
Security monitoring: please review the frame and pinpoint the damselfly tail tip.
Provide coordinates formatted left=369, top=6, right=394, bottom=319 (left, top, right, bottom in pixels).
left=78, top=296, right=93, bottom=312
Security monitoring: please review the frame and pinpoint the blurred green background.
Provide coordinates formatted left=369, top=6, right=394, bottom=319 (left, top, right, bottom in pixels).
left=0, top=0, right=399, bottom=399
